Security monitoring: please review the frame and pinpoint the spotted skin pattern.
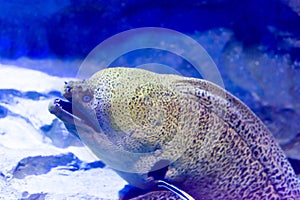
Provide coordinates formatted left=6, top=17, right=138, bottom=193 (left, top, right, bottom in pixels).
left=60, top=67, right=300, bottom=200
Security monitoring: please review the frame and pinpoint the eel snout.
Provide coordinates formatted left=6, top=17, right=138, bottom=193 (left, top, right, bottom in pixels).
left=63, top=81, right=75, bottom=101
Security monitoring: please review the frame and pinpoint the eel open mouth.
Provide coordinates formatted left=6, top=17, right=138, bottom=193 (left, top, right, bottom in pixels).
left=49, top=98, right=74, bottom=118
left=48, top=98, right=98, bottom=139
left=54, top=98, right=73, bottom=114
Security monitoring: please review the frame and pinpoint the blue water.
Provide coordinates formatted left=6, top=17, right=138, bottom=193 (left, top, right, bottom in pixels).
left=0, top=0, right=299, bottom=60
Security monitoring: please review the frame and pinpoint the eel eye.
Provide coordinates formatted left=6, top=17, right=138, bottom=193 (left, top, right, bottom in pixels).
left=82, top=95, right=92, bottom=102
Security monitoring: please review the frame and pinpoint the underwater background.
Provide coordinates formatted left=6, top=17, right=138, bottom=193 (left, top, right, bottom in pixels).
left=0, top=0, right=300, bottom=199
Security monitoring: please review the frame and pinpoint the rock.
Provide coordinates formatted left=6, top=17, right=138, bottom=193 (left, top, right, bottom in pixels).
left=40, top=119, right=83, bottom=148
left=83, top=160, right=106, bottom=171
left=0, top=89, right=48, bottom=102
left=23, top=91, right=48, bottom=101
left=20, top=192, right=47, bottom=200
left=0, top=105, right=8, bottom=118
left=12, top=153, right=105, bottom=179
left=0, top=89, right=22, bottom=104
left=119, top=185, right=148, bottom=200
left=0, top=171, right=5, bottom=178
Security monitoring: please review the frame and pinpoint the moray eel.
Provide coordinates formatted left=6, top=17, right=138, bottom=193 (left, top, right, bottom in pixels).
left=49, top=67, right=300, bottom=199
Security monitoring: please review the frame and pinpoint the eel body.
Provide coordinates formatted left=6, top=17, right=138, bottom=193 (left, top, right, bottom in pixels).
left=49, top=67, right=300, bottom=199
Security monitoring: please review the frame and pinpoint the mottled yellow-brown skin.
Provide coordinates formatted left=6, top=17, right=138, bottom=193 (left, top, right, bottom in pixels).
left=51, top=67, right=300, bottom=199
